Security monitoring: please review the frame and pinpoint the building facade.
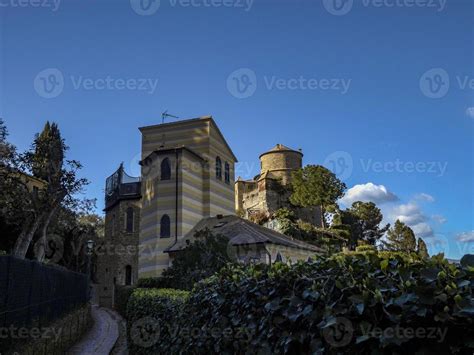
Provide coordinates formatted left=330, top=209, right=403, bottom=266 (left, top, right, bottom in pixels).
left=97, top=165, right=141, bottom=307
left=98, top=116, right=238, bottom=304
left=138, top=116, right=237, bottom=277
left=167, top=215, right=324, bottom=264
left=235, top=144, right=322, bottom=228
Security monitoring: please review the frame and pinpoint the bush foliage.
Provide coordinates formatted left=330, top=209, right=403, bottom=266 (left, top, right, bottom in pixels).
left=160, top=229, right=232, bottom=290
left=114, top=285, right=136, bottom=318
left=126, top=288, right=190, bottom=355
left=128, top=252, right=473, bottom=354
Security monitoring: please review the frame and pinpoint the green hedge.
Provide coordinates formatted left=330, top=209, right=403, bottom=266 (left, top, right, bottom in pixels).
left=126, top=288, right=189, bottom=355
left=136, top=277, right=170, bottom=289
left=115, top=285, right=136, bottom=318
left=152, top=253, right=471, bottom=354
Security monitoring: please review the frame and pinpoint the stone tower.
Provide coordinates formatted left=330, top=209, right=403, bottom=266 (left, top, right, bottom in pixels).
left=235, top=144, right=322, bottom=228
left=97, top=164, right=141, bottom=307
left=259, top=144, right=303, bottom=185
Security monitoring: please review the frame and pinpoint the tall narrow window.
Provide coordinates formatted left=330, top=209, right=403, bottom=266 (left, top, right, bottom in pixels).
left=160, top=214, right=171, bottom=238
left=224, top=162, right=230, bottom=183
left=216, top=157, right=222, bottom=180
left=125, top=265, right=132, bottom=286
left=126, top=207, right=134, bottom=233
left=161, top=158, right=171, bottom=180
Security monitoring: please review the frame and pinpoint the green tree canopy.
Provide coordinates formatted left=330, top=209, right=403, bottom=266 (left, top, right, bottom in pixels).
left=339, top=201, right=390, bottom=249
left=290, top=165, right=346, bottom=228
left=416, top=237, right=429, bottom=258
left=383, top=220, right=417, bottom=253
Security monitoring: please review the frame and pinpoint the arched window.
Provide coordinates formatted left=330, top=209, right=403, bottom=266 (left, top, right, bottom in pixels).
left=161, top=158, right=171, bottom=180
left=276, top=252, right=283, bottom=263
left=160, top=214, right=171, bottom=238
left=216, top=157, right=222, bottom=180
left=126, top=207, right=134, bottom=233
left=125, top=265, right=132, bottom=285
left=224, top=162, right=230, bottom=183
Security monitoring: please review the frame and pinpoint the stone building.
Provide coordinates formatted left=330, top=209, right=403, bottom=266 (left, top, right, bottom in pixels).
left=97, top=165, right=141, bottom=307
left=97, top=116, right=237, bottom=305
left=166, top=215, right=324, bottom=264
left=97, top=119, right=326, bottom=307
left=235, top=144, right=322, bottom=228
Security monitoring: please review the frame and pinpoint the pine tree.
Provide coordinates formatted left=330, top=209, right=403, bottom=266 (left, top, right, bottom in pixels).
left=32, top=122, right=65, bottom=185
left=417, top=237, right=429, bottom=258
left=344, top=201, right=390, bottom=248
left=13, top=122, right=89, bottom=259
left=383, top=220, right=417, bottom=253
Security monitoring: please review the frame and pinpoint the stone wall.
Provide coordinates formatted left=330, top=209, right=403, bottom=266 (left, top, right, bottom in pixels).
left=10, top=304, right=91, bottom=355
left=97, top=198, right=140, bottom=308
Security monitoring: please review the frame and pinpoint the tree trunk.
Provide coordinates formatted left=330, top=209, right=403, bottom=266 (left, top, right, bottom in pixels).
left=12, top=213, right=45, bottom=258
left=36, top=206, right=59, bottom=262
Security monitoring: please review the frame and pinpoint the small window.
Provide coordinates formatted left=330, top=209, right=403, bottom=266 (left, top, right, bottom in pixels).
left=216, top=157, right=222, bottom=180
left=276, top=253, right=283, bottom=263
left=225, top=162, right=230, bottom=183
left=126, top=207, right=134, bottom=233
left=125, top=265, right=132, bottom=286
left=160, top=214, right=171, bottom=238
left=161, top=158, right=171, bottom=180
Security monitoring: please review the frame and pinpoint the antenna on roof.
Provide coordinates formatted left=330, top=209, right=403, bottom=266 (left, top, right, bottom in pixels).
left=162, top=110, right=179, bottom=124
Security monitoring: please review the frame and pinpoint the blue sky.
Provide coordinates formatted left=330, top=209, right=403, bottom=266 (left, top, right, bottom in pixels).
left=0, top=0, right=472, bottom=258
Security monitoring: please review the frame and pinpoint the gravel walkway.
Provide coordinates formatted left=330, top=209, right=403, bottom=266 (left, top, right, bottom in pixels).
left=67, top=305, right=120, bottom=355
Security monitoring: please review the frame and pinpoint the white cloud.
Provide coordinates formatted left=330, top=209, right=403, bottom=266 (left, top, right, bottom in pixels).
left=414, top=193, right=435, bottom=203
left=340, top=183, right=398, bottom=206
left=385, top=201, right=434, bottom=238
left=466, top=107, right=474, bottom=119
left=432, top=214, right=447, bottom=224
left=456, top=231, right=474, bottom=243
left=412, top=223, right=434, bottom=239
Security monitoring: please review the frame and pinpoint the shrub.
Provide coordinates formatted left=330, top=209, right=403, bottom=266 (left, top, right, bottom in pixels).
left=168, top=252, right=473, bottom=354
left=160, top=229, right=232, bottom=290
left=126, top=288, right=189, bottom=355
left=114, top=285, right=135, bottom=318
left=136, top=277, right=170, bottom=289
left=461, top=254, right=474, bottom=267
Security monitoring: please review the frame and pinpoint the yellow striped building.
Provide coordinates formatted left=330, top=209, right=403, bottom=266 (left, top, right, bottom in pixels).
left=138, top=116, right=237, bottom=277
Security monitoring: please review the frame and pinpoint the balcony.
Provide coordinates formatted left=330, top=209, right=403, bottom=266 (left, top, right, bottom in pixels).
left=104, top=165, right=141, bottom=211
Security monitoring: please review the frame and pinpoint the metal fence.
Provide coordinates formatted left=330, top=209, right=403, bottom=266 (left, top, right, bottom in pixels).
left=0, top=255, right=88, bottom=350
